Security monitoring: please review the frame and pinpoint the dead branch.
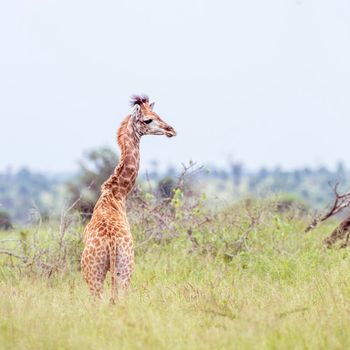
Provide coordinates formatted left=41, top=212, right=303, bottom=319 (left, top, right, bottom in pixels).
left=305, top=183, right=350, bottom=233
left=224, top=210, right=263, bottom=260
left=58, top=182, right=93, bottom=254
left=186, top=218, right=210, bottom=250
left=0, top=250, right=27, bottom=263
left=187, top=228, right=199, bottom=249
left=234, top=213, right=260, bottom=252
left=134, top=229, right=158, bottom=249
left=177, top=162, right=203, bottom=189
left=0, top=239, right=22, bottom=244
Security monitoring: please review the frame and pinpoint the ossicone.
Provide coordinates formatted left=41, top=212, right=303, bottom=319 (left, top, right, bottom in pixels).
left=129, top=94, right=149, bottom=107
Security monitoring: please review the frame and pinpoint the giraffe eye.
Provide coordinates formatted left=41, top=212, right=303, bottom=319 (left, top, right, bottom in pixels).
left=144, top=119, right=153, bottom=124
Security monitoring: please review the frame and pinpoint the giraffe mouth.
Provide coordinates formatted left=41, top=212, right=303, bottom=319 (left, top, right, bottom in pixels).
left=152, top=130, right=176, bottom=137
left=165, top=131, right=176, bottom=137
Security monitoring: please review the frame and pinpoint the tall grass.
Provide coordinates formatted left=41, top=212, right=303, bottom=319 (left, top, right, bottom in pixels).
left=1, top=197, right=349, bottom=349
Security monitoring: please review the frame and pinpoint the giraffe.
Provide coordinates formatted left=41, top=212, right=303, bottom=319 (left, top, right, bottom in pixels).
left=81, top=95, right=176, bottom=302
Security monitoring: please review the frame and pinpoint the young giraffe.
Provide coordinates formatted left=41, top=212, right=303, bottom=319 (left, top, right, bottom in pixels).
left=81, top=95, right=176, bottom=302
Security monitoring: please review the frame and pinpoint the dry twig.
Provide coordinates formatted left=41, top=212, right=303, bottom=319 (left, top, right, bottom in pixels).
left=305, top=183, right=350, bottom=233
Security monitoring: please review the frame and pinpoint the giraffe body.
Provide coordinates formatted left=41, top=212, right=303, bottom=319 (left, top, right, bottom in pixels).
left=81, top=95, right=176, bottom=301
left=81, top=195, right=133, bottom=299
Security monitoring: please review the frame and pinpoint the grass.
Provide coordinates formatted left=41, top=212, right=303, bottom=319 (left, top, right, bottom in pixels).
left=1, top=207, right=350, bottom=349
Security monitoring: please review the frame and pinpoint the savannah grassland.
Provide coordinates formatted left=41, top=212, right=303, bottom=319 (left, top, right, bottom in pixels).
left=1, top=199, right=350, bottom=350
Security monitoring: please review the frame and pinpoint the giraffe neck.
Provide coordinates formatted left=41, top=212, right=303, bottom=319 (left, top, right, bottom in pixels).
left=102, top=118, right=141, bottom=199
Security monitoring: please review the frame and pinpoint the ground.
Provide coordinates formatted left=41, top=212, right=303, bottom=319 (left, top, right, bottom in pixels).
left=1, top=213, right=350, bottom=349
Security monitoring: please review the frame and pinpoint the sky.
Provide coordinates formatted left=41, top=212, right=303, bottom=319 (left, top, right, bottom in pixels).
left=1, top=0, right=350, bottom=173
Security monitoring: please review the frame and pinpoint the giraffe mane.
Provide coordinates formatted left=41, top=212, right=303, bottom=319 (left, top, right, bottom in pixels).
left=117, top=115, right=131, bottom=149
left=129, top=94, right=149, bottom=106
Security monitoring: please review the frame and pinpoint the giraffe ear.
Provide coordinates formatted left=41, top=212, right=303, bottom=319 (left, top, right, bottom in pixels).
left=149, top=102, right=155, bottom=110
left=131, top=104, right=141, bottom=117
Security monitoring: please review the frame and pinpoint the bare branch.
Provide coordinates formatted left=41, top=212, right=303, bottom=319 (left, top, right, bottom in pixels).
left=305, top=183, right=350, bottom=233
left=0, top=239, right=22, bottom=244
left=0, top=250, right=27, bottom=262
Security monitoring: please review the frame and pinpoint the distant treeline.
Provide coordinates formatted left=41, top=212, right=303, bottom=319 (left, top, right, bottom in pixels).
left=0, top=147, right=349, bottom=225
left=0, top=168, right=65, bottom=225
left=198, top=161, right=349, bottom=207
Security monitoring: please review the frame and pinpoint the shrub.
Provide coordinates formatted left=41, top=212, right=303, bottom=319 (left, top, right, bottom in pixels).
left=0, top=210, right=12, bottom=230
left=66, top=147, right=118, bottom=222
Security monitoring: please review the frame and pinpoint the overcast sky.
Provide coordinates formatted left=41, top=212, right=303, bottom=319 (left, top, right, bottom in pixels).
left=1, top=0, right=350, bottom=173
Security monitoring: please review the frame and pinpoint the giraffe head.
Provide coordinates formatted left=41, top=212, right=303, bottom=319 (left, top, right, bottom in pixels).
left=129, top=95, right=177, bottom=138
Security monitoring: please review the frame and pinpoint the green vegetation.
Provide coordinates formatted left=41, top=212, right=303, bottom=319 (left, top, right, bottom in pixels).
left=66, top=147, right=119, bottom=222
left=1, top=150, right=350, bottom=349
left=0, top=168, right=64, bottom=224
left=1, top=147, right=349, bottom=226
left=1, top=195, right=349, bottom=350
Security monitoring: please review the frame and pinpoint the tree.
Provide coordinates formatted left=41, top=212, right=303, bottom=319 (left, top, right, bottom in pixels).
left=66, top=147, right=118, bottom=221
left=0, top=210, right=12, bottom=230
left=157, top=177, right=176, bottom=199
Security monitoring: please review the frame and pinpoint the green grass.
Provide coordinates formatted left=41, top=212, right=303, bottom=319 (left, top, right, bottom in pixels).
left=1, top=213, right=350, bottom=349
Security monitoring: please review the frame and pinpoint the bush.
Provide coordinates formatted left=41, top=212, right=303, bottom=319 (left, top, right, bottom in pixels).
left=157, top=177, right=176, bottom=199
left=0, top=210, right=12, bottom=230
left=66, top=147, right=119, bottom=222
left=0, top=163, right=313, bottom=279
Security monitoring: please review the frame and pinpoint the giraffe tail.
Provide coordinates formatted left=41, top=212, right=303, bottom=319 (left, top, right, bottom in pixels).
left=109, top=239, right=117, bottom=304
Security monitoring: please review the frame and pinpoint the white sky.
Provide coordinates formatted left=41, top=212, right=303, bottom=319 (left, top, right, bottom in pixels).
left=1, top=0, right=350, bottom=173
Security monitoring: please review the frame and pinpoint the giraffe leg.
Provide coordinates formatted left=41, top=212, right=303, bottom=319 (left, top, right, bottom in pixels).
left=109, top=238, right=118, bottom=304
left=115, top=237, right=134, bottom=298
left=108, top=236, right=134, bottom=304
left=81, top=244, right=109, bottom=301
left=87, top=276, right=105, bottom=300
